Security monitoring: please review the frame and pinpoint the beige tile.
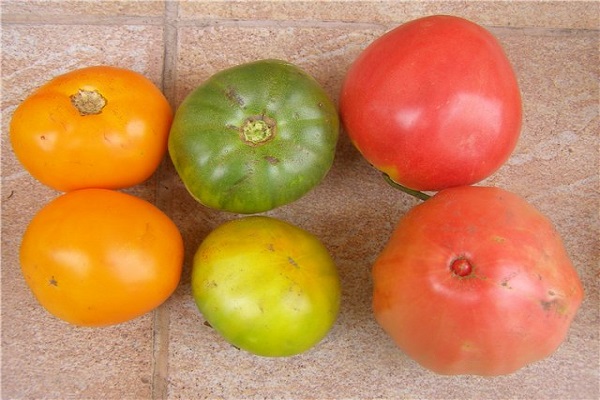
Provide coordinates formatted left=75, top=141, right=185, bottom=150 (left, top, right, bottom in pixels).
left=173, top=24, right=383, bottom=106
left=2, top=185, right=156, bottom=400
left=1, top=23, right=167, bottom=398
left=1, top=23, right=167, bottom=192
left=0, top=32, right=169, bottom=189
left=167, top=26, right=418, bottom=399
left=483, top=31, right=599, bottom=294
left=163, top=20, right=599, bottom=398
left=485, top=33, right=599, bottom=388
left=485, top=31, right=598, bottom=196
left=2, top=24, right=166, bottom=102
left=1, top=0, right=166, bottom=17
left=163, top=124, right=417, bottom=400
left=2, top=1, right=599, bottom=399
left=179, top=0, right=600, bottom=29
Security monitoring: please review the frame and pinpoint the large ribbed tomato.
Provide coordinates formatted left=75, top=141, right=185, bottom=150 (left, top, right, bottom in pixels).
left=168, top=59, right=339, bottom=214
left=372, top=186, right=583, bottom=376
left=20, top=189, right=184, bottom=327
left=340, top=15, right=522, bottom=191
left=10, top=66, right=173, bottom=192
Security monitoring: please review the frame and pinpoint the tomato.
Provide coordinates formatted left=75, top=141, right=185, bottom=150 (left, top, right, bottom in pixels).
left=191, top=216, right=341, bottom=356
left=168, top=59, right=339, bottom=214
left=20, top=189, right=184, bottom=327
left=10, top=66, right=173, bottom=192
left=372, top=186, right=584, bottom=375
left=339, top=15, right=522, bottom=191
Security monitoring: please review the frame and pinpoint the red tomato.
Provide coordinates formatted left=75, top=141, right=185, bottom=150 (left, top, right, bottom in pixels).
left=372, top=186, right=583, bottom=376
left=340, top=15, right=522, bottom=191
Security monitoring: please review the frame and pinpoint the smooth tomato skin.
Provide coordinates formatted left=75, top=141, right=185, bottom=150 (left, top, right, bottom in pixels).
left=20, top=189, right=184, bottom=327
left=192, top=216, right=341, bottom=357
left=372, top=186, right=583, bottom=376
left=340, top=15, right=522, bottom=191
left=169, top=59, right=339, bottom=214
left=10, top=66, right=173, bottom=192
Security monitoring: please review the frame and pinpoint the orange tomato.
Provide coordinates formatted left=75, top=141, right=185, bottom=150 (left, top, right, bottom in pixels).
left=20, top=189, right=184, bottom=327
left=9, top=66, right=173, bottom=191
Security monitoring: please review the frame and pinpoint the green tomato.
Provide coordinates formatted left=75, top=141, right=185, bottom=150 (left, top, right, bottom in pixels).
left=191, top=216, right=341, bottom=357
left=168, top=59, right=339, bottom=214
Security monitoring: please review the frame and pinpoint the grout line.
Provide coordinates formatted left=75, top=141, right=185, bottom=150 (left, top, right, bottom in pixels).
left=151, top=303, right=171, bottom=400
left=175, top=18, right=386, bottom=30
left=161, top=1, right=179, bottom=105
left=150, top=2, right=180, bottom=399
left=3, top=12, right=596, bottom=35
left=487, top=25, right=600, bottom=36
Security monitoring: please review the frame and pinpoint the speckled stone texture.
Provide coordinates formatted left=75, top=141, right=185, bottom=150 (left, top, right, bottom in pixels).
left=2, top=1, right=598, bottom=399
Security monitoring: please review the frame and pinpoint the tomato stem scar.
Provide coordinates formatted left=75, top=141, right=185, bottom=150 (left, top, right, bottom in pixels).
left=450, top=257, right=473, bottom=277
left=239, top=115, right=276, bottom=146
left=70, top=89, right=107, bottom=116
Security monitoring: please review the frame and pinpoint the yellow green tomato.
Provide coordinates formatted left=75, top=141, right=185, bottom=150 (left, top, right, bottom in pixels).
left=191, top=216, right=341, bottom=357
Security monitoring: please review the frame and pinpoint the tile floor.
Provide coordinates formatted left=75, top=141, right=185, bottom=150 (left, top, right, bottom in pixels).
left=1, top=1, right=599, bottom=399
